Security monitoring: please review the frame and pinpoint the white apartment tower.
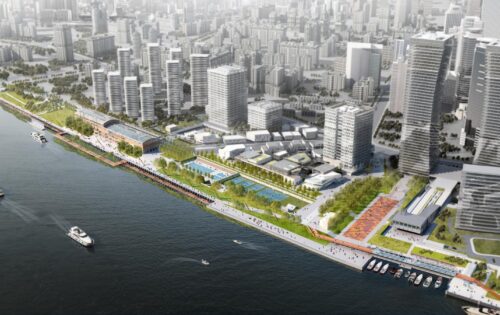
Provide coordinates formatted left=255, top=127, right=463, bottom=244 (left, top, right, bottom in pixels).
left=207, top=65, right=248, bottom=131
left=91, top=1, right=108, bottom=35
left=117, top=48, right=132, bottom=78
left=474, top=43, right=500, bottom=167
left=389, top=57, right=407, bottom=113
left=323, top=105, right=374, bottom=173
left=166, top=60, right=182, bottom=117
left=444, top=3, right=463, bottom=33
left=400, top=32, right=454, bottom=176
left=247, top=101, right=282, bottom=132
left=124, top=76, right=140, bottom=118
left=345, top=42, right=382, bottom=88
left=147, top=43, right=162, bottom=95
left=140, top=83, right=155, bottom=122
left=190, top=54, right=209, bottom=107
left=91, top=69, right=106, bottom=107
left=482, top=0, right=500, bottom=39
left=108, top=71, right=123, bottom=114
left=394, top=0, right=411, bottom=30
left=53, top=24, right=74, bottom=62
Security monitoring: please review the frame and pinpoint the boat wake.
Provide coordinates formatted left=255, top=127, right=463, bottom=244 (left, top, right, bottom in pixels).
left=0, top=199, right=39, bottom=223
left=170, top=257, right=204, bottom=264
left=240, top=242, right=268, bottom=252
left=49, top=214, right=72, bottom=232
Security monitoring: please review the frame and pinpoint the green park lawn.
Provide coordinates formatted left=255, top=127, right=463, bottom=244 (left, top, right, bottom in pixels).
left=411, top=246, right=469, bottom=267
left=400, top=176, right=428, bottom=209
left=473, top=239, right=500, bottom=256
left=368, top=223, right=412, bottom=253
left=0, top=91, right=28, bottom=107
left=40, top=107, right=75, bottom=126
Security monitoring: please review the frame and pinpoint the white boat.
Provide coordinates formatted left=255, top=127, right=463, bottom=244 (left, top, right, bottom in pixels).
left=394, top=268, right=403, bottom=279
left=201, top=259, right=210, bottom=266
left=0, top=189, right=4, bottom=198
left=373, top=261, right=383, bottom=272
left=379, top=263, right=389, bottom=274
left=233, top=240, right=243, bottom=245
left=434, top=276, right=443, bottom=289
left=423, top=276, right=433, bottom=288
left=414, top=274, right=424, bottom=286
left=408, top=272, right=417, bottom=283
left=366, top=259, right=377, bottom=270
left=462, top=306, right=500, bottom=315
left=67, top=226, right=94, bottom=247
left=31, top=132, right=47, bottom=143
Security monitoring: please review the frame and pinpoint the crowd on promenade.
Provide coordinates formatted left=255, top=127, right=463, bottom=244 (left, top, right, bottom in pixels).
left=210, top=201, right=371, bottom=270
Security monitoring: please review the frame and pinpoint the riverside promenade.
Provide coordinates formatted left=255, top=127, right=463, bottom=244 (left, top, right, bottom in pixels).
left=208, top=200, right=371, bottom=270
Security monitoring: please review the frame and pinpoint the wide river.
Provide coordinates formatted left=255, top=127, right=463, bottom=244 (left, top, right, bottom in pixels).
left=0, top=106, right=465, bottom=315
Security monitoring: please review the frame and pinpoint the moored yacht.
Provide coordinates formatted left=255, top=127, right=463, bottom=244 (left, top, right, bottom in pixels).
left=408, top=272, right=417, bottom=283
left=394, top=268, right=404, bottom=279
left=373, top=261, right=383, bottom=272
left=414, top=274, right=424, bottom=286
left=380, top=263, right=389, bottom=274
left=67, top=226, right=94, bottom=247
left=423, top=276, right=433, bottom=288
left=434, top=276, right=443, bottom=289
left=462, top=306, right=500, bottom=315
left=366, top=259, right=377, bottom=270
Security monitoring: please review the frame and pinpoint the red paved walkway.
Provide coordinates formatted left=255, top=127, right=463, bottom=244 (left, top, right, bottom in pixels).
left=343, top=197, right=398, bottom=241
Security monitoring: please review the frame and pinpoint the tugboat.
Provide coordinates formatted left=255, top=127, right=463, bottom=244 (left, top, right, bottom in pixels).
left=31, top=132, right=47, bottom=143
left=233, top=240, right=243, bottom=245
left=434, top=276, right=443, bottom=289
left=67, top=226, right=94, bottom=247
left=462, top=306, right=500, bottom=315
left=423, top=276, right=433, bottom=288
left=373, top=261, right=383, bottom=272
left=414, top=274, right=424, bottom=286
left=201, top=259, right=210, bottom=266
left=394, top=268, right=404, bottom=279
left=380, top=263, right=389, bottom=275
left=366, top=259, right=377, bottom=271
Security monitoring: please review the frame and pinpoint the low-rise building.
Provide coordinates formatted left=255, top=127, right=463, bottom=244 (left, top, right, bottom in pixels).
left=223, top=135, right=247, bottom=145
left=76, top=108, right=161, bottom=153
left=392, top=205, right=441, bottom=235
left=219, top=144, right=246, bottom=160
left=246, top=130, right=272, bottom=142
left=194, top=132, right=220, bottom=144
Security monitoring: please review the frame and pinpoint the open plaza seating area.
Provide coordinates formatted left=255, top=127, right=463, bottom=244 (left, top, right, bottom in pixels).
left=343, top=197, right=398, bottom=241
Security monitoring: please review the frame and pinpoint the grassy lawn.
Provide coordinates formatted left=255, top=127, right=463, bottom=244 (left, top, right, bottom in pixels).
left=40, top=107, right=75, bottom=126
left=161, top=140, right=195, bottom=162
left=368, top=224, right=412, bottom=253
left=473, top=239, right=500, bottom=256
left=411, top=246, right=469, bottom=267
left=401, top=176, right=428, bottom=209
left=428, top=208, right=465, bottom=250
left=0, top=91, right=28, bottom=107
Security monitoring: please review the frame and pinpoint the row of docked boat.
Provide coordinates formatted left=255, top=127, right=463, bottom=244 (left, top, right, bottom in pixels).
left=366, top=259, right=443, bottom=289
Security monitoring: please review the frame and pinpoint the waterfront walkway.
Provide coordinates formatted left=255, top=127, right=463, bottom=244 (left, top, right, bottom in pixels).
left=208, top=200, right=371, bottom=270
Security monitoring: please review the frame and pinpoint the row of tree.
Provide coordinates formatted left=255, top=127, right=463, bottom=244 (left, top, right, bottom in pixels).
left=65, top=116, right=94, bottom=136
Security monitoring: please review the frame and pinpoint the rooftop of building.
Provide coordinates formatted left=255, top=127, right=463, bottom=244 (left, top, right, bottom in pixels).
left=413, top=31, right=453, bottom=42
left=208, top=65, right=246, bottom=75
left=77, top=107, right=117, bottom=127
left=107, top=123, right=160, bottom=144
left=393, top=204, right=440, bottom=228
left=248, top=100, right=282, bottom=111
left=270, top=159, right=301, bottom=173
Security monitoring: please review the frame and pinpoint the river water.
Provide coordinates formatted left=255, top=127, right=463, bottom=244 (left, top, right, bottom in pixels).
left=0, top=106, right=465, bottom=315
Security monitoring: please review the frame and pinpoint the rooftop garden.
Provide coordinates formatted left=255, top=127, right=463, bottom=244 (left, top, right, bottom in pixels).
left=400, top=176, right=428, bottom=209
left=411, top=246, right=469, bottom=267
